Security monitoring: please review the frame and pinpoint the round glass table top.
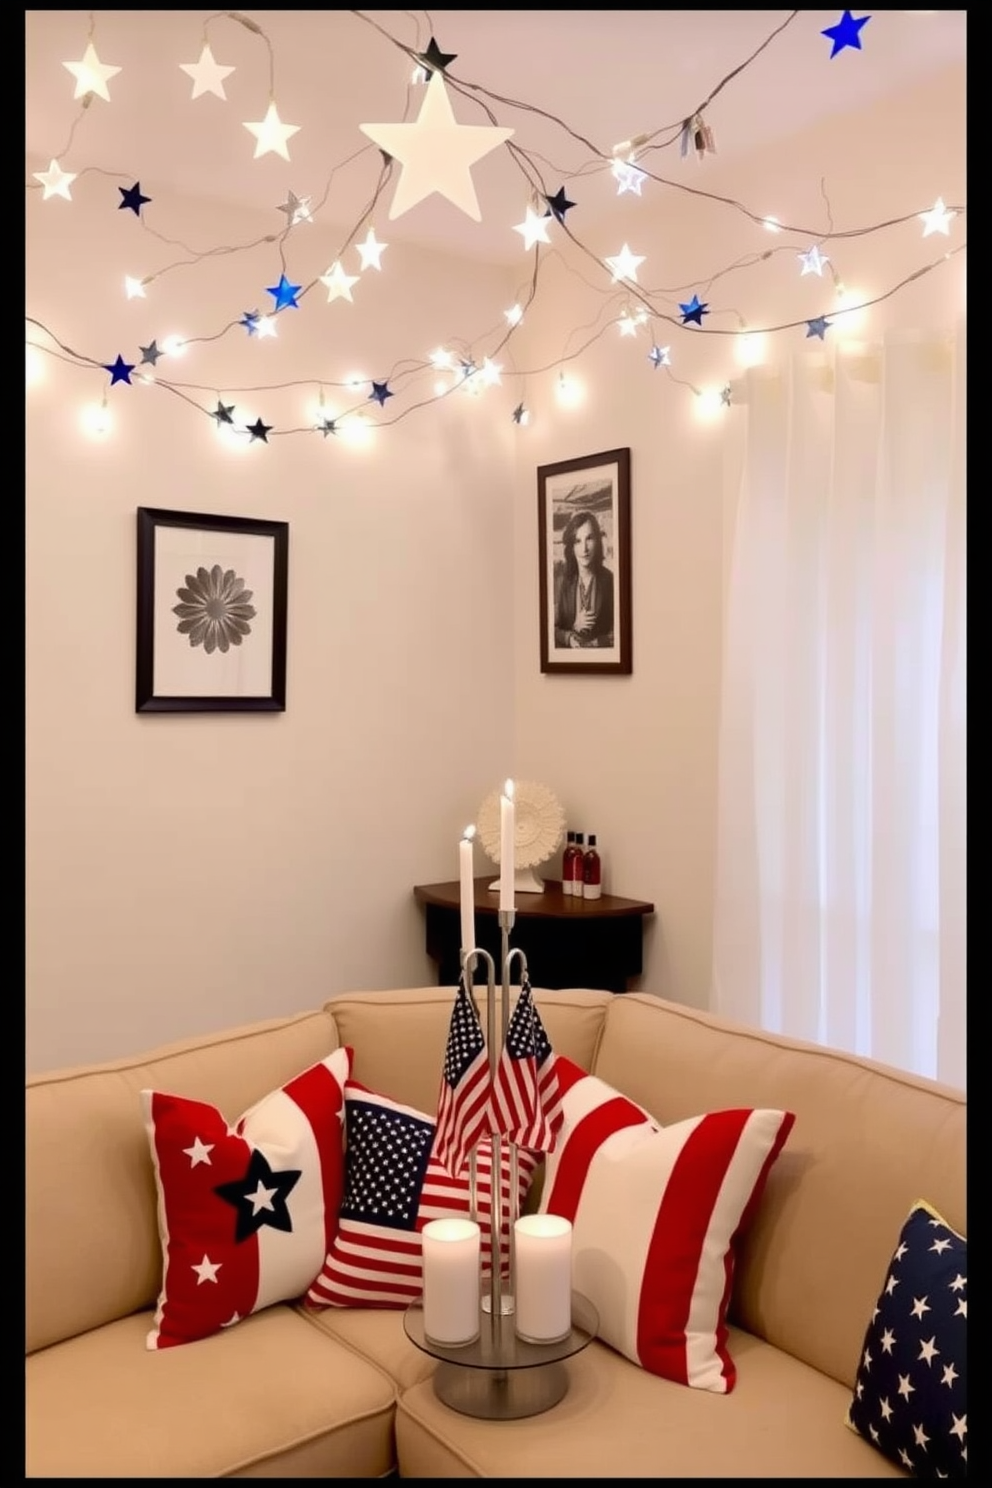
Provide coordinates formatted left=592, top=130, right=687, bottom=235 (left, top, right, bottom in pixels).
left=403, top=1289, right=598, bottom=1372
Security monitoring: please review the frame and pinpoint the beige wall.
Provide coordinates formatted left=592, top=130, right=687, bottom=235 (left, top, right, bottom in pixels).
left=26, top=65, right=965, bottom=1071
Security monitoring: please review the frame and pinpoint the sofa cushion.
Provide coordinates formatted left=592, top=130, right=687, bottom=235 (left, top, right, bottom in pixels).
left=306, top=1080, right=538, bottom=1308
left=27, top=1007, right=341, bottom=1355
left=143, top=1046, right=351, bottom=1348
left=537, top=1054, right=794, bottom=1393
left=846, top=1201, right=967, bottom=1478
left=300, top=1303, right=438, bottom=1391
left=394, top=1326, right=906, bottom=1478
left=590, top=993, right=966, bottom=1392
left=25, top=1307, right=396, bottom=1479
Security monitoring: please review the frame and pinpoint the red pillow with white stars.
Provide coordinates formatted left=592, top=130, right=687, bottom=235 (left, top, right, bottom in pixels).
left=142, top=1046, right=351, bottom=1349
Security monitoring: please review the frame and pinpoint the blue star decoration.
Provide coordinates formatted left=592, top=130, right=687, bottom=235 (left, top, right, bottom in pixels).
left=240, top=310, right=261, bottom=336
left=139, top=340, right=163, bottom=366
left=821, top=11, right=870, bottom=58
left=679, top=295, right=709, bottom=327
left=213, top=1150, right=301, bottom=1243
left=265, top=273, right=302, bottom=311
left=806, top=316, right=831, bottom=339
left=211, top=401, right=235, bottom=425
left=104, top=354, right=135, bottom=385
left=544, top=187, right=576, bottom=224
left=369, top=380, right=393, bottom=406
left=415, top=37, right=457, bottom=75
left=246, top=417, right=272, bottom=442
left=118, top=182, right=151, bottom=216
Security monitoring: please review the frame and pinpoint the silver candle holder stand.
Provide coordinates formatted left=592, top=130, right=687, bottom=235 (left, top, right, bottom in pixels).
left=462, top=908, right=527, bottom=1323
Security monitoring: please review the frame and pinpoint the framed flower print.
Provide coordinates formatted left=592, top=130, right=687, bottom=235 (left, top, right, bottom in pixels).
left=136, top=507, right=289, bottom=713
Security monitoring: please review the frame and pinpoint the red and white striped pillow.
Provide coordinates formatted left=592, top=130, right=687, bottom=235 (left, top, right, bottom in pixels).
left=538, top=1056, right=795, bottom=1393
left=307, top=1081, right=539, bottom=1309
left=142, top=1046, right=351, bottom=1349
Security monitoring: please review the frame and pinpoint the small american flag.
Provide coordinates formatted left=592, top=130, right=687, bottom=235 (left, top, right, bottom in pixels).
left=306, top=1082, right=538, bottom=1308
left=432, top=974, right=492, bottom=1180
left=489, top=975, right=563, bottom=1154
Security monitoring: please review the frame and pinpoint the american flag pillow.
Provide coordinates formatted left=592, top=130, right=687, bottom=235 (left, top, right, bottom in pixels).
left=142, top=1046, right=351, bottom=1349
left=538, top=1055, right=795, bottom=1393
left=306, top=1080, right=539, bottom=1309
left=846, top=1200, right=967, bottom=1477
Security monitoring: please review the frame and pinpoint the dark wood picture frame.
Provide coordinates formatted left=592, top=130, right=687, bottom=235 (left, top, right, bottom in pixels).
left=537, top=447, right=632, bottom=675
left=136, top=507, right=289, bottom=713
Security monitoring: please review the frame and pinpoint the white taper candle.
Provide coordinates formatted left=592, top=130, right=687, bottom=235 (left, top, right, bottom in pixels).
left=500, top=778, right=515, bottom=913
left=459, top=825, right=476, bottom=956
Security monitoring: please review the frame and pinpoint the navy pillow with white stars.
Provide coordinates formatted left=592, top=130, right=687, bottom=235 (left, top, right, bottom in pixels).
left=847, top=1201, right=967, bottom=1478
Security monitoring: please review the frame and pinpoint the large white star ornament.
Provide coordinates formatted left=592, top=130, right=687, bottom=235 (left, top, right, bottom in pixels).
left=180, top=43, right=235, bottom=100
left=918, top=197, right=955, bottom=237
left=360, top=71, right=513, bottom=221
left=243, top=102, right=300, bottom=161
left=798, top=244, right=829, bottom=277
left=63, top=42, right=121, bottom=102
left=611, top=158, right=647, bottom=196
left=321, top=261, right=360, bottom=303
left=605, top=244, right=645, bottom=284
left=513, top=207, right=551, bottom=251
left=356, top=228, right=388, bottom=270
left=33, top=159, right=77, bottom=201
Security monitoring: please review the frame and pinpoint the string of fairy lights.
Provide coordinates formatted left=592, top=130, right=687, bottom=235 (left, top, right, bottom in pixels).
left=25, top=8, right=966, bottom=444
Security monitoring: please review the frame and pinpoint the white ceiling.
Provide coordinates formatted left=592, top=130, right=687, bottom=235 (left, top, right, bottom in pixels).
left=26, top=9, right=966, bottom=265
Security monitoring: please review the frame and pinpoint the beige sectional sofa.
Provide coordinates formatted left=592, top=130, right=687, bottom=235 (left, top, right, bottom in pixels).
left=26, top=986, right=965, bottom=1477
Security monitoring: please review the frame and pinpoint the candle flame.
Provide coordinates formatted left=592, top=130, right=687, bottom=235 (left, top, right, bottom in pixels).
left=463, top=824, right=476, bottom=840
left=503, top=778, right=515, bottom=799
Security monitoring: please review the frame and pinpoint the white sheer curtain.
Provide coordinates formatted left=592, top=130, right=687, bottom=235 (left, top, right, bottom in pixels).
left=712, top=325, right=966, bottom=1089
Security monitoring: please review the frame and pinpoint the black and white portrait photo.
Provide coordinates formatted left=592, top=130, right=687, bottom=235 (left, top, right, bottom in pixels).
left=537, top=448, right=631, bottom=675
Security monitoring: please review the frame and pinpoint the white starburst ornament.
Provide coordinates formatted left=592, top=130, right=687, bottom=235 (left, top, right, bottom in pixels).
left=918, top=197, right=955, bottom=237
left=33, top=159, right=77, bottom=201
left=513, top=207, right=551, bottom=251
left=180, top=43, right=235, bottom=100
left=63, top=42, right=121, bottom=102
left=617, top=314, right=638, bottom=337
left=360, top=71, right=513, bottom=221
left=321, top=261, right=359, bottom=303
left=798, top=244, right=829, bottom=277
left=256, top=316, right=278, bottom=339
left=480, top=358, right=503, bottom=386
left=611, top=158, right=647, bottom=196
left=243, top=102, right=300, bottom=161
left=605, top=244, right=645, bottom=284
left=125, top=277, right=146, bottom=300
left=356, top=228, right=388, bottom=270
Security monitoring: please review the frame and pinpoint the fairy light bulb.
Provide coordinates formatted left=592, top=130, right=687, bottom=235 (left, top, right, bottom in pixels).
left=26, top=344, right=44, bottom=387
left=762, top=216, right=781, bottom=233
left=735, top=331, right=766, bottom=367
left=834, top=284, right=868, bottom=332
left=694, top=386, right=725, bottom=421
left=345, top=372, right=367, bottom=392
left=162, top=334, right=188, bottom=358
left=505, top=304, right=523, bottom=327
left=81, top=396, right=112, bottom=438
left=340, top=413, right=373, bottom=447
left=556, top=370, right=584, bottom=408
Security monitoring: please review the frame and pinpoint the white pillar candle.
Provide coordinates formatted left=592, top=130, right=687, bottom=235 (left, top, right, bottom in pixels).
left=514, top=1215, right=573, bottom=1343
left=499, top=778, right=516, bottom=913
left=459, top=825, right=476, bottom=956
left=421, top=1218, right=481, bottom=1346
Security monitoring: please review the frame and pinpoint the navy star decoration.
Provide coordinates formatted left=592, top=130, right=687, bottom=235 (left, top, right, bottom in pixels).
left=214, top=1149, right=301, bottom=1243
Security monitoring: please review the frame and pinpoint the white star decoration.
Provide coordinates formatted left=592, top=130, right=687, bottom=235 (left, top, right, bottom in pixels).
left=910, top=1296, right=931, bottom=1320
left=182, top=1136, right=214, bottom=1167
left=611, top=158, right=647, bottom=196
left=179, top=43, right=234, bottom=100
left=617, top=314, right=638, bottom=337
left=360, top=70, right=513, bottom=222
left=256, top=315, right=278, bottom=338
left=124, top=276, right=146, bottom=300
left=247, top=1181, right=278, bottom=1215
left=321, top=261, right=359, bottom=303
left=513, top=206, right=551, bottom=250
left=191, top=1254, right=222, bottom=1285
left=605, top=244, right=645, bottom=284
left=33, top=159, right=77, bottom=201
left=919, top=198, right=955, bottom=237
left=243, top=101, right=300, bottom=161
left=63, top=42, right=121, bottom=102
left=221, top=1311, right=241, bottom=1328
left=798, top=244, right=829, bottom=276
left=356, top=227, right=388, bottom=270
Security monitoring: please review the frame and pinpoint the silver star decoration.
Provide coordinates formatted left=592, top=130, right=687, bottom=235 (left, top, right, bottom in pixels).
left=277, top=191, right=313, bottom=227
left=648, top=345, right=671, bottom=368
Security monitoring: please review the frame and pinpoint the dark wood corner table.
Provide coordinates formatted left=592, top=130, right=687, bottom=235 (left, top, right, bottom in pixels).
left=413, top=877, right=655, bottom=993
